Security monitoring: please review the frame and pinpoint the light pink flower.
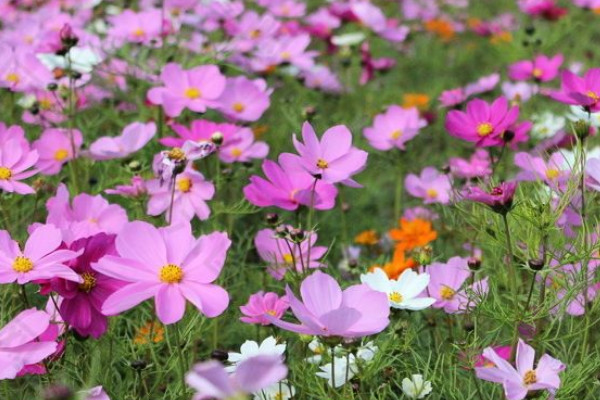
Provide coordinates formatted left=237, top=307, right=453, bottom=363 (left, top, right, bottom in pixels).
left=216, top=77, right=271, bottom=122
left=89, top=122, right=156, bottom=160
left=363, top=106, right=426, bottom=151
left=240, top=291, right=289, bottom=325
left=32, top=128, right=82, bottom=176
left=405, top=167, right=452, bottom=204
left=0, top=137, right=38, bottom=194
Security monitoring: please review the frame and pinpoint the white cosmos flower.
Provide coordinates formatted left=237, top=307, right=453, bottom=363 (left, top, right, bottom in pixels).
left=401, top=374, right=432, bottom=399
left=530, top=112, right=565, bottom=140
left=38, top=47, right=102, bottom=74
left=360, top=268, right=434, bottom=310
left=566, top=105, right=600, bottom=128
left=227, top=336, right=286, bottom=372
left=306, top=339, right=342, bottom=364
left=315, top=342, right=378, bottom=388
left=331, top=32, right=366, bottom=46
left=253, top=380, right=295, bottom=400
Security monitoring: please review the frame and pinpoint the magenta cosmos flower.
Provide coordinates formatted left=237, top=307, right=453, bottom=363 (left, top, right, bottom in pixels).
left=146, top=166, right=215, bottom=223
left=0, top=308, right=58, bottom=380
left=254, top=228, right=327, bottom=280
left=287, top=122, right=368, bottom=186
left=89, top=122, right=156, bottom=161
left=475, top=339, right=565, bottom=400
left=0, top=225, right=81, bottom=285
left=405, top=167, right=452, bottom=205
left=462, top=181, right=518, bottom=214
left=445, top=96, right=519, bottom=147
left=244, top=154, right=338, bottom=211
left=147, top=63, right=226, bottom=117
left=44, top=234, right=124, bottom=339
left=363, top=105, right=427, bottom=151
left=547, top=68, right=600, bottom=112
left=186, top=355, right=287, bottom=400
left=32, top=128, right=83, bottom=176
left=267, top=271, right=390, bottom=338
left=95, top=221, right=231, bottom=325
left=0, top=136, right=38, bottom=194
left=240, top=291, right=290, bottom=326
left=508, top=54, right=563, bottom=82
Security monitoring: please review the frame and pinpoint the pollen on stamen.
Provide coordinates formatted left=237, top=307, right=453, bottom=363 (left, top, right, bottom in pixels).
left=13, top=256, right=34, bottom=273
left=426, top=188, right=438, bottom=198
left=316, top=158, right=329, bottom=169
left=177, top=177, right=192, bottom=193
left=54, top=149, right=69, bottom=161
left=439, top=286, right=456, bottom=300
left=545, top=168, right=560, bottom=180
left=0, top=167, right=12, bottom=180
left=159, top=264, right=184, bottom=284
left=185, top=87, right=201, bottom=99
left=232, top=102, right=245, bottom=113
left=523, top=370, right=537, bottom=385
left=390, top=129, right=402, bottom=139
left=389, top=291, right=403, bottom=303
left=476, top=122, right=493, bottom=137
left=79, top=272, right=97, bottom=293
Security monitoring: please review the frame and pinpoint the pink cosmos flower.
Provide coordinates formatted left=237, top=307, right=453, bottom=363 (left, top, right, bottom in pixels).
left=216, top=76, right=271, bottom=122
left=439, top=88, right=466, bottom=108
left=218, top=128, right=269, bottom=163
left=426, top=256, right=488, bottom=314
left=105, top=176, right=147, bottom=198
left=445, top=97, right=519, bottom=147
left=146, top=166, right=215, bottom=223
left=287, top=122, right=368, bottom=186
left=0, top=44, right=53, bottom=91
left=464, top=73, right=501, bottom=97
left=363, top=106, right=427, bottom=151
left=186, top=355, right=287, bottom=400
left=254, top=228, right=327, bottom=280
left=359, top=42, right=396, bottom=86
left=153, top=141, right=217, bottom=183
left=542, top=260, right=598, bottom=316
left=268, top=0, right=305, bottom=17
left=107, top=9, right=164, bottom=47
left=586, top=158, right=600, bottom=191
left=81, top=386, right=110, bottom=400
left=449, top=149, right=492, bottom=179
left=89, top=122, right=156, bottom=160
left=147, top=63, right=226, bottom=117
left=501, top=82, right=538, bottom=105
left=405, top=167, right=452, bottom=205
left=0, top=137, right=38, bottom=194
left=301, top=65, right=343, bottom=93
left=44, top=234, right=124, bottom=339
left=95, top=221, right=231, bottom=325
left=508, top=54, right=563, bottom=82
left=462, top=181, right=518, bottom=214
left=0, top=225, right=81, bottom=285
left=32, top=128, right=83, bottom=175
left=547, top=68, right=600, bottom=111
left=267, top=271, right=390, bottom=338
left=474, top=345, right=512, bottom=368
left=244, top=154, right=338, bottom=211
left=228, top=11, right=281, bottom=53
left=0, top=308, right=58, bottom=380
left=44, top=184, right=129, bottom=244
left=518, top=0, right=567, bottom=20
left=240, top=291, right=290, bottom=325
left=475, top=339, right=565, bottom=400
left=514, top=152, right=570, bottom=189
left=251, top=34, right=317, bottom=72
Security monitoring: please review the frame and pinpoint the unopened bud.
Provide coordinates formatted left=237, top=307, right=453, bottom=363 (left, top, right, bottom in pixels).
left=528, top=258, right=544, bottom=271
left=210, top=349, right=229, bottom=362
left=289, top=228, right=305, bottom=242
left=211, top=131, right=224, bottom=146
left=467, top=257, right=481, bottom=271
left=265, top=213, right=279, bottom=226
left=130, top=359, right=148, bottom=371
left=43, top=384, right=74, bottom=400
left=573, top=119, right=590, bottom=139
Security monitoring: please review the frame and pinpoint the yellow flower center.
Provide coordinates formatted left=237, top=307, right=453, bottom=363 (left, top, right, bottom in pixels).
left=532, top=68, right=543, bottom=78
left=274, top=393, right=283, bottom=400
left=426, top=188, right=438, bottom=198
left=133, top=28, right=145, bottom=37
left=5, top=73, right=19, bottom=84
left=545, top=168, right=560, bottom=180
left=230, top=148, right=243, bottom=157
left=283, top=253, right=294, bottom=264
left=249, top=29, right=262, bottom=39
left=389, top=291, right=403, bottom=303
left=587, top=90, right=599, bottom=101
left=54, top=149, right=69, bottom=161
left=439, top=286, right=456, bottom=300
left=281, top=51, right=291, bottom=60
left=266, top=309, right=277, bottom=316
left=159, top=264, right=184, bottom=284
left=232, top=102, right=245, bottom=113
left=177, top=177, right=192, bottom=193
left=0, top=167, right=12, bottom=180
left=167, top=147, right=186, bottom=161
left=185, top=87, right=201, bottom=99
left=390, top=129, right=402, bottom=139
left=13, top=256, right=33, bottom=273
left=476, top=122, right=493, bottom=137
left=316, top=158, right=329, bottom=169
left=39, top=98, right=53, bottom=110
left=523, top=370, right=537, bottom=385
left=79, top=272, right=97, bottom=293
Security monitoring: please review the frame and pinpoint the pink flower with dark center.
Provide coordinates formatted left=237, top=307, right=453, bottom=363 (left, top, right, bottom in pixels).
left=462, top=181, right=518, bottom=214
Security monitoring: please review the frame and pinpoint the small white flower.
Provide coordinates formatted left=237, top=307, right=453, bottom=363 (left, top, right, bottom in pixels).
left=331, top=32, right=366, bottom=46
left=253, top=380, right=295, bottom=400
left=530, top=112, right=565, bottom=140
left=306, top=339, right=342, bottom=364
left=401, top=374, right=432, bottom=399
left=566, top=105, right=600, bottom=128
left=227, top=336, right=286, bottom=372
left=38, top=47, right=101, bottom=74
left=360, top=268, right=435, bottom=310
left=17, top=94, right=36, bottom=109
left=316, top=354, right=357, bottom=388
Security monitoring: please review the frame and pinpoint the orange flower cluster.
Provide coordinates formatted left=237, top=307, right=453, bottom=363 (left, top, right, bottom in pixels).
left=424, top=19, right=455, bottom=42
left=402, top=93, right=430, bottom=111
left=389, top=218, right=437, bottom=252
left=133, top=320, right=164, bottom=345
left=354, top=229, right=379, bottom=246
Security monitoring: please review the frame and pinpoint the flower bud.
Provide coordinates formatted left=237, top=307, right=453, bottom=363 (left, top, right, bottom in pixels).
left=211, top=131, right=224, bottom=146
left=43, top=384, right=74, bottom=400
left=265, top=213, right=279, bottom=226
left=573, top=119, right=590, bottom=140
left=528, top=258, right=544, bottom=271
left=289, top=228, right=305, bottom=243
left=130, top=359, right=148, bottom=371
left=467, top=257, right=481, bottom=271
left=210, top=349, right=229, bottom=362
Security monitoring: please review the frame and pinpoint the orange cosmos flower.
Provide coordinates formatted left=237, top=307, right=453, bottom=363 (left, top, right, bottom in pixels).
left=490, top=31, right=512, bottom=45
left=424, top=19, right=455, bottom=42
left=389, top=218, right=437, bottom=252
left=355, top=230, right=379, bottom=246
left=133, top=320, right=164, bottom=345
left=370, top=248, right=417, bottom=280
left=402, top=93, right=430, bottom=111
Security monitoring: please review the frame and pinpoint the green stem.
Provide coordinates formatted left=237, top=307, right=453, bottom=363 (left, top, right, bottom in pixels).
left=393, top=151, right=404, bottom=222
left=501, top=213, right=518, bottom=296
left=171, top=323, right=188, bottom=396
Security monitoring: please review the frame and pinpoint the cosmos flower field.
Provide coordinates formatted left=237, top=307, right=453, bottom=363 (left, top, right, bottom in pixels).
left=2, top=0, right=600, bottom=399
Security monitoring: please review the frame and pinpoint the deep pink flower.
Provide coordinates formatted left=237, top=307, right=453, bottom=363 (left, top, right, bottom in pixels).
left=267, top=271, right=390, bottom=338
left=547, top=68, right=600, bottom=111
left=0, top=224, right=82, bottom=285
left=32, top=128, right=82, bottom=176
left=240, top=291, right=290, bottom=325
left=449, top=149, right=492, bottom=179
left=405, top=167, right=452, bottom=205
left=518, top=0, right=567, bottom=20
left=89, top=122, right=156, bottom=160
left=105, top=176, right=147, bottom=198
left=0, top=136, right=38, bottom=194
left=244, top=154, right=338, bottom=211
left=475, top=339, right=565, bottom=400
left=363, top=106, right=427, bottom=151
left=147, top=63, right=226, bottom=117
left=287, top=122, right=368, bottom=186
left=0, top=308, right=58, bottom=380
left=254, top=227, right=327, bottom=280
left=95, top=221, right=231, bottom=325
left=508, top=54, right=563, bottom=82
left=462, top=181, right=518, bottom=214
left=216, top=76, right=271, bottom=122
left=474, top=345, right=511, bottom=368
left=445, top=97, right=519, bottom=147
left=46, top=234, right=125, bottom=338
left=359, top=42, right=396, bottom=86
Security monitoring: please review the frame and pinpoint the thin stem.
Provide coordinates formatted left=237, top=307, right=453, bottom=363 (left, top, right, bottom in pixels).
left=172, top=323, right=187, bottom=396
left=20, top=285, right=30, bottom=308
left=579, top=137, right=591, bottom=359
left=501, top=213, right=518, bottom=296
left=330, top=346, right=336, bottom=392
left=393, top=150, right=404, bottom=222
left=305, top=177, right=318, bottom=276
left=523, top=272, right=537, bottom=314
left=167, top=176, right=177, bottom=224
